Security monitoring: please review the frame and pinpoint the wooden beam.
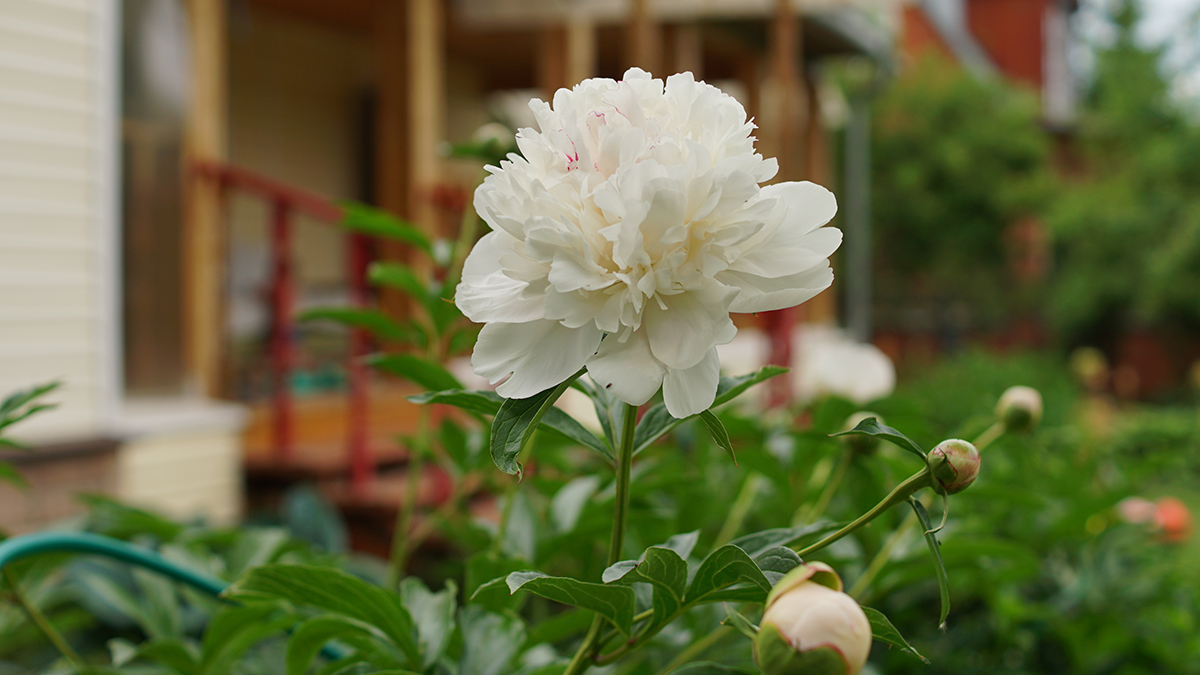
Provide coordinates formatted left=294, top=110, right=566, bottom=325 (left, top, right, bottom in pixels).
left=408, top=0, right=444, bottom=241
left=566, top=16, right=596, bottom=87
left=769, top=0, right=806, bottom=182
left=672, top=23, right=703, bottom=79
left=375, top=0, right=408, bottom=218
left=538, top=25, right=568, bottom=97
left=183, top=0, right=228, bottom=398
left=627, top=0, right=660, bottom=73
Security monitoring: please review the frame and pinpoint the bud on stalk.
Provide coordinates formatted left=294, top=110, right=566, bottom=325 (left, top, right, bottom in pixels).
left=996, top=385, right=1043, bottom=432
left=927, top=439, right=980, bottom=495
left=755, top=563, right=872, bottom=675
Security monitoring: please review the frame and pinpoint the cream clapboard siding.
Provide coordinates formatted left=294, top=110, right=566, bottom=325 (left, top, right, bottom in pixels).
left=0, top=0, right=113, bottom=442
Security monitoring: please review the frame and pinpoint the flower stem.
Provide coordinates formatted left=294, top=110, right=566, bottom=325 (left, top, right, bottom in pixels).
left=713, top=473, right=765, bottom=548
left=562, top=403, right=639, bottom=675
left=795, top=468, right=932, bottom=559
left=803, top=450, right=853, bottom=524
left=849, top=510, right=918, bottom=599
left=3, top=567, right=84, bottom=669
left=657, top=625, right=732, bottom=674
left=387, top=404, right=431, bottom=588
left=973, top=421, right=1006, bottom=451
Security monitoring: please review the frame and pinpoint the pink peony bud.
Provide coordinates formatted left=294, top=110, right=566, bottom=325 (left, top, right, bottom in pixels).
left=996, top=386, right=1043, bottom=432
left=755, top=563, right=872, bottom=675
left=927, top=439, right=980, bottom=495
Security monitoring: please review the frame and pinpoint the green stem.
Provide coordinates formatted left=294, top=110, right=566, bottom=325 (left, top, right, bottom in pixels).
left=657, top=625, right=732, bottom=674
left=713, top=473, right=765, bottom=548
left=562, top=403, right=639, bottom=675
left=387, top=404, right=431, bottom=588
left=973, top=421, right=1005, bottom=451
left=803, top=450, right=853, bottom=524
left=3, top=567, right=84, bottom=668
left=848, top=510, right=917, bottom=599
left=795, top=468, right=932, bottom=559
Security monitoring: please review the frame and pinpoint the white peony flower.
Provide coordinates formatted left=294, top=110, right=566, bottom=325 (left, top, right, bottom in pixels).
left=457, top=69, right=841, bottom=418
left=794, top=326, right=895, bottom=405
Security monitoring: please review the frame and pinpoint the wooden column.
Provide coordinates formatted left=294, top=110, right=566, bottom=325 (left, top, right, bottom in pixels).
left=375, top=0, right=408, bottom=219
left=183, top=0, right=227, bottom=398
left=803, top=72, right=837, bottom=323
left=627, top=0, right=660, bottom=73
left=538, top=25, right=568, bottom=97
left=566, top=16, right=596, bottom=87
left=408, top=0, right=444, bottom=244
left=673, top=24, right=703, bottom=79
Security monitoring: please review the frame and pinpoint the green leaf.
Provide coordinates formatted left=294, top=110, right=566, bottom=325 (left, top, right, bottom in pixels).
left=602, top=546, right=688, bottom=626
left=466, top=551, right=527, bottom=612
left=368, top=353, right=463, bottom=392
left=698, top=410, right=736, bottom=465
left=909, top=498, right=951, bottom=627
left=411, top=389, right=611, bottom=462
left=506, top=572, right=636, bottom=636
left=550, top=476, right=601, bottom=533
left=133, top=567, right=182, bottom=640
left=339, top=202, right=431, bottom=253
left=203, top=611, right=298, bottom=675
left=286, top=615, right=390, bottom=675
left=721, top=605, right=759, bottom=640
left=458, top=606, right=526, bottom=675
left=79, top=494, right=186, bottom=541
left=490, top=370, right=586, bottom=475
left=399, top=578, right=457, bottom=669
left=224, top=564, right=420, bottom=668
left=727, top=522, right=843, bottom=558
left=299, top=307, right=412, bottom=342
left=752, top=547, right=802, bottom=585
left=863, top=606, right=929, bottom=663
left=832, top=417, right=927, bottom=463
left=633, top=367, right=788, bottom=454
left=684, top=545, right=772, bottom=606
left=0, top=381, right=59, bottom=432
left=664, top=663, right=750, bottom=674
left=0, top=463, right=26, bottom=488
left=367, top=262, right=427, bottom=299
left=136, top=639, right=200, bottom=675
left=201, top=605, right=275, bottom=662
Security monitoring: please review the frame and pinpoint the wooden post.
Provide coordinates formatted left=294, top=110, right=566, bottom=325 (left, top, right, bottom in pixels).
left=673, top=23, right=703, bottom=79
left=183, top=0, right=227, bottom=398
left=408, top=0, right=444, bottom=242
left=627, top=0, right=660, bottom=73
left=269, top=199, right=295, bottom=461
left=374, top=0, right=412, bottom=320
left=802, top=72, right=836, bottom=323
left=539, top=25, right=568, bottom=98
left=566, top=15, right=596, bottom=86
left=347, top=234, right=372, bottom=493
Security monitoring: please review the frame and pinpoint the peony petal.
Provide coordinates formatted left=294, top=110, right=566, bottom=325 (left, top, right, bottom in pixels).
left=662, top=347, right=720, bottom=418
left=472, top=320, right=603, bottom=399
left=455, top=232, right=545, bottom=323
left=719, top=264, right=835, bottom=314
left=762, top=181, right=838, bottom=237
left=643, top=286, right=738, bottom=369
left=585, top=330, right=666, bottom=406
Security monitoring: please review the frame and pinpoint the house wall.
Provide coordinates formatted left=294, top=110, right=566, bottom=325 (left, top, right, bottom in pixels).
left=0, top=0, right=119, bottom=442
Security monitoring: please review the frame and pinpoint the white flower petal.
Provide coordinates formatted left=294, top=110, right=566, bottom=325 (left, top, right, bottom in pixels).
left=663, top=347, right=720, bottom=418
left=455, top=232, right=544, bottom=323
left=719, top=264, right=835, bottom=314
left=644, top=286, right=738, bottom=369
left=586, top=330, right=666, bottom=406
left=472, top=320, right=602, bottom=399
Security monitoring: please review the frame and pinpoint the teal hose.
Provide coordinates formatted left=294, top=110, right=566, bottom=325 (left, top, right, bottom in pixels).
left=0, top=530, right=347, bottom=662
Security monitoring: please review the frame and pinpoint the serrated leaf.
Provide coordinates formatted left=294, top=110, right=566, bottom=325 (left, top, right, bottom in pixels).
left=400, top=578, right=457, bottom=669
left=506, top=572, right=636, bottom=636
left=411, top=389, right=611, bottom=462
left=299, top=307, right=412, bottom=342
left=727, top=522, right=843, bottom=558
left=909, top=498, right=951, bottom=627
left=832, top=417, right=927, bottom=463
left=699, top=409, right=736, bottom=465
left=684, top=545, right=772, bottom=606
left=340, top=202, right=431, bottom=253
left=367, top=262, right=427, bottom=299
left=491, top=371, right=586, bottom=475
left=633, top=367, right=788, bottom=454
left=721, top=605, right=759, bottom=640
left=224, top=564, right=420, bottom=668
left=863, top=606, right=930, bottom=663
left=286, top=615, right=388, bottom=675
left=602, top=547, right=688, bottom=626
left=753, top=547, right=802, bottom=585
left=458, top=606, right=526, bottom=675
left=368, top=354, right=463, bottom=391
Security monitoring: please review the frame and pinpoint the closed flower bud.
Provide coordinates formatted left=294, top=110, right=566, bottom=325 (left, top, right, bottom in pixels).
left=927, top=439, right=980, bottom=495
left=755, top=563, right=871, bottom=675
left=996, top=386, right=1043, bottom=432
left=841, top=412, right=883, bottom=455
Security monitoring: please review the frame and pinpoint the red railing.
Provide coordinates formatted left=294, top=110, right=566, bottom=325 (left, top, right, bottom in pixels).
left=192, top=160, right=376, bottom=492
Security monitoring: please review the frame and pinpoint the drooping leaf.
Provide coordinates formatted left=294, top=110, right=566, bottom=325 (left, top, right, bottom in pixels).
left=633, top=367, right=788, bottom=454
left=490, top=370, right=586, bottom=475
left=224, top=564, right=420, bottom=668
left=202, top=611, right=298, bottom=675
left=721, top=605, right=760, bottom=640
left=602, top=546, right=689, bottom=626
left=699, top=410, right=736, bottom=465
left=832, top=417, right=928, bottom=463
left=400, top=578, right=457, bottom=669
left=458, top=606, right=526, bottom=675
left=684, top=545, right=772, bottom=606
left=340, top=202, right=431, bottom=253
left=367, top=262, right=427, bottom=299
left=286, top=615, right=389, bottom=675
left=506, top=572, right=636, bottom=636
left=368, top=354, right=463, bottom=392
left=752, top=547, right=803, bottom=586
left=909, top=498, right=951, bottom=627
left=465, top=551, right=527, bottom=613
left=410, top=389, right=611, bottom=462
left=727, top=522, right=843, bottom=559
left=299, top=307, right=412, bottom=342
left=863, top=606, right=930, bottom=663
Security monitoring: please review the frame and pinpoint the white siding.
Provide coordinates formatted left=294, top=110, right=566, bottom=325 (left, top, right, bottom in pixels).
left=0, top=0, right=116, bottom=442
